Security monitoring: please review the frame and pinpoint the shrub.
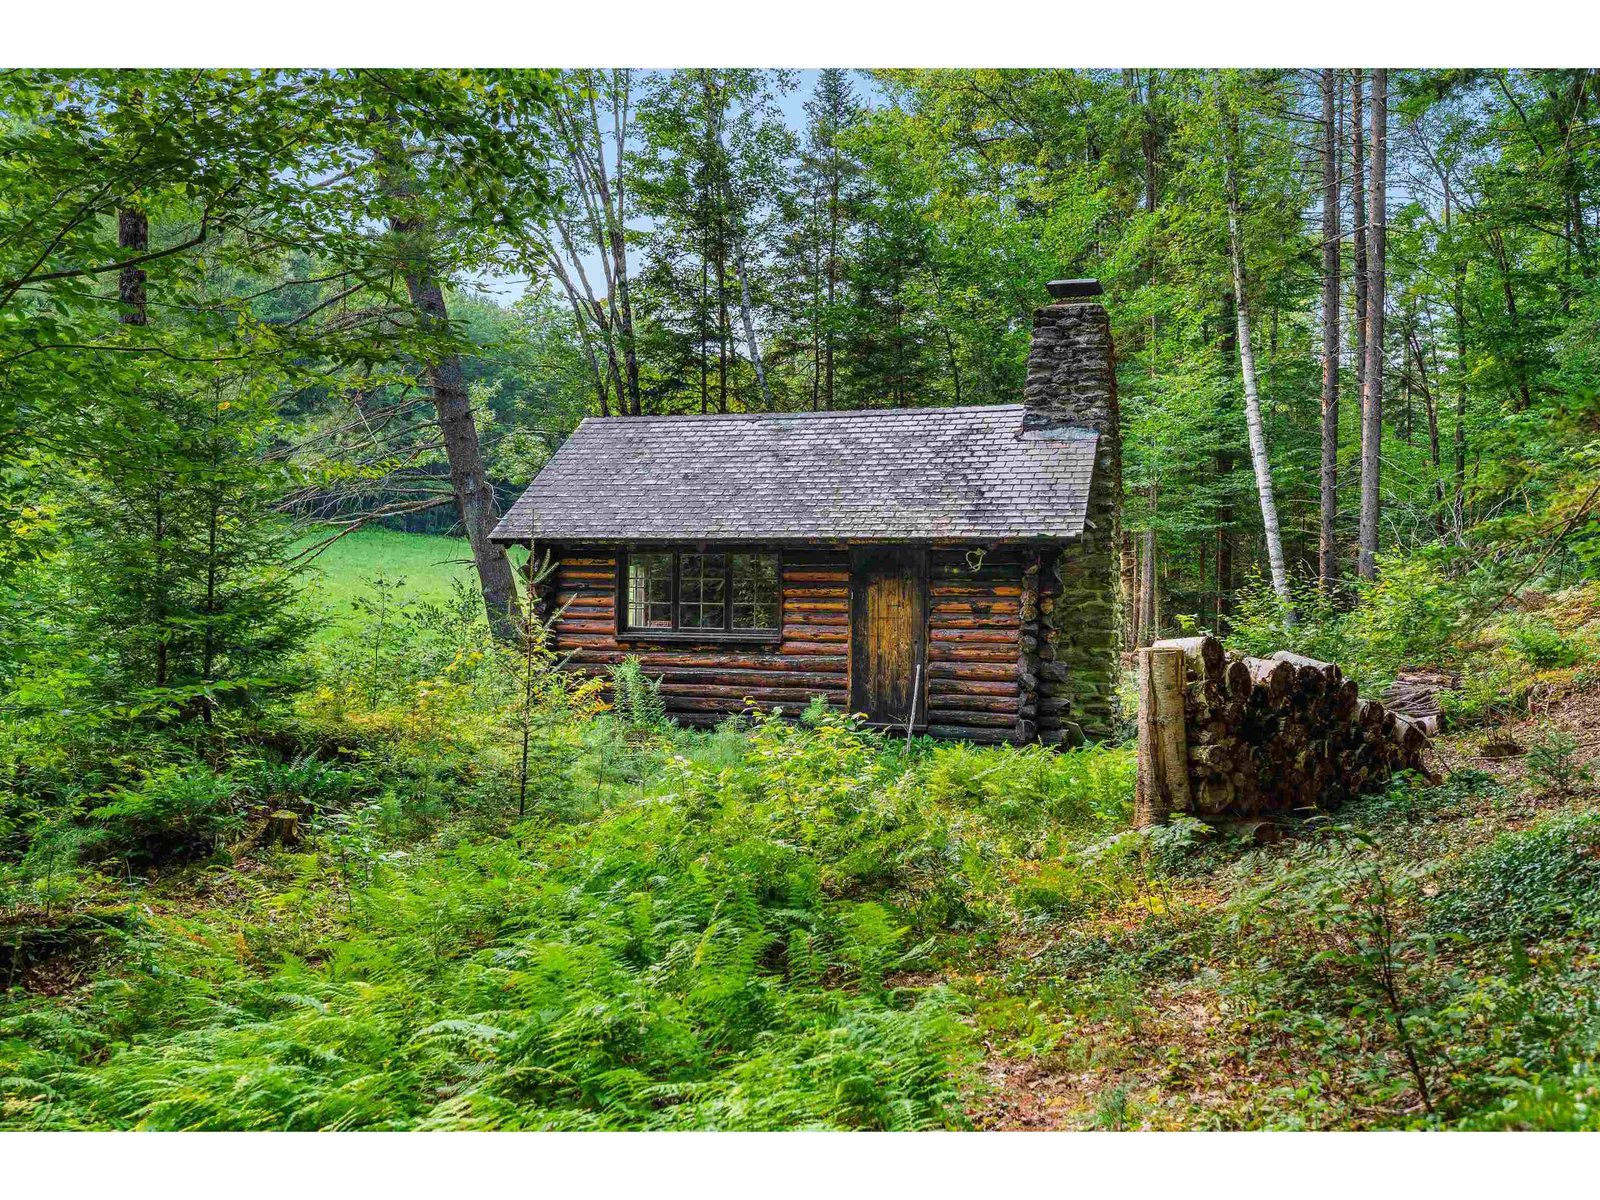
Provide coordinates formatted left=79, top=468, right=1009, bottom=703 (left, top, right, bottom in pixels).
left=1503, top=616, right=1583, bottom=670
left=1427, top=811, right=1600, bottom=943
left=87, top=763, right=246, bottom=866
left=608, top=656, right=668, bottom=733
left=1525, top=729, right=1593, bottom=798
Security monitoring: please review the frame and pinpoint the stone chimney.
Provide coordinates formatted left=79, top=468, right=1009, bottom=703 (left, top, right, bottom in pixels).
left=1025, top=278, right=1123, bottom=746
left=1023, top=279, right=1119, bottom=435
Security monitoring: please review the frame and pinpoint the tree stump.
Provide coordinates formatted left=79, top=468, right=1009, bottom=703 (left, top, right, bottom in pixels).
left=264, top=810, right=300, bottom=848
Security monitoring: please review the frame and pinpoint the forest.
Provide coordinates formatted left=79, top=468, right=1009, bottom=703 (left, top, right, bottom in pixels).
left=2, top=67, right=1599, bottom=1131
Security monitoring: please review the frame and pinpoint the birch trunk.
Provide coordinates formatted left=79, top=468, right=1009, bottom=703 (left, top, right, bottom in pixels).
left=1223, top=108, right=1294, bottom=616
left=713, top=97, right=773, bottom=410
left=731, top=240, right=772, bottom=409
left=1358, top=68, right=1387, bottom=581
left=1319, top=69, right=1341, bottom=590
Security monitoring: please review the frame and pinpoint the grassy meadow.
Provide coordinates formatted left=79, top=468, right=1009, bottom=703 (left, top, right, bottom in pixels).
left=296, top=528, right=484, bottom=640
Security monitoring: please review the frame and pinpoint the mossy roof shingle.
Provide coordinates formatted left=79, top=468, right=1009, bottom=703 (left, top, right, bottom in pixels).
left=490, top=403, right=1099, bottom=544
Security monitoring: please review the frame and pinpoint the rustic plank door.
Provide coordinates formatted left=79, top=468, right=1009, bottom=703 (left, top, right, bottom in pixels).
left=850, top=546, right=928, bottom=725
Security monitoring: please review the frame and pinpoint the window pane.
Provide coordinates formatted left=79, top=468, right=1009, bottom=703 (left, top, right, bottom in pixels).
left=626, top=553, right=673, bottom=629
left=678, top=552, right=727, bottom=629
left=731, top=553, right=780, bottom=630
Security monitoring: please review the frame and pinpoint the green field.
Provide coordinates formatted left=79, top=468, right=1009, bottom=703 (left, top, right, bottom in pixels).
left=296, top=527, right=482, bottom=638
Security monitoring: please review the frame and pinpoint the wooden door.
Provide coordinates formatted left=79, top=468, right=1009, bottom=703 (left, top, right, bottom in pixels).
left=850, top=546, right=928, bottom=726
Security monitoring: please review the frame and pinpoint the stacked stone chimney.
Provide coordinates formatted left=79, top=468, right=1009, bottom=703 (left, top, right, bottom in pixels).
left=1026, top=280, right=1123, bottom=744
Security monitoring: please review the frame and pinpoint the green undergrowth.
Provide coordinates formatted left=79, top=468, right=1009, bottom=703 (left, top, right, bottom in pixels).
left=6, top=551, right=1598, bottom=1131
left=0, top=689, right=1134, bottom=1130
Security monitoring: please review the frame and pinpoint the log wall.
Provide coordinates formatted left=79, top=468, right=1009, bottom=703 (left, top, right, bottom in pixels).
left=535, top=542, right=1041, bottom=740
left=925, top=547, right=1025, bottom=743
left=538, top=543, right=850, bottom=725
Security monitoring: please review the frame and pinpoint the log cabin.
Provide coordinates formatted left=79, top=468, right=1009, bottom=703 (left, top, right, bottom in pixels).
left=490, top=279, right=1123, bottom=744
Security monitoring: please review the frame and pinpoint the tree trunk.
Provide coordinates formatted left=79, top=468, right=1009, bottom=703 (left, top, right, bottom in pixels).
left=383, top=135, right=521, bottom=639
left=117, top=207, right=149, bottom=326
left=825, top=146, right=839, bottom=410
left=393, top=255, right=522, bottom=639
left=1140, top=485, right=1158, bottom=644
left=1120, top=529, right=1139, bottom=649
left=1487, top=228, right=1533, bottom=411
left=1351, top=71, right=1368, bottom=415
left=1410, top=327, right=1448, bottom=533
left=1319, top=68, right=1342, bottom=590
left=730, top=243, right=772, bottom=409
left=711, top=93, right=773, bottom=411
left=1215, top=452, right=1234, bottom=628
left=1358, top=68, right=1387, bottom=581
left=1222, top=106, right=1294, bottom=616
left=1454, top=256, right=1468, bottom=532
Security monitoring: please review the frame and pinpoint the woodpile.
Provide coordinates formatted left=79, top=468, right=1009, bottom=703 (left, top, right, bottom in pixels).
left=1135, top=636, right=1433, bottom=826
left=1382, top=667, right=1455, bottom=735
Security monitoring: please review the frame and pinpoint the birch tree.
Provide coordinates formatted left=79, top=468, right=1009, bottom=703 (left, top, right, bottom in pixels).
left=535, top=70, right=640, bottom=417
left=1222, top=98, right=1294, bottom=615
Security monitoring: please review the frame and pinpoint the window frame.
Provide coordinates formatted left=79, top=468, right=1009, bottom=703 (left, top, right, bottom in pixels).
left=615, top=545, right=784, bottom=643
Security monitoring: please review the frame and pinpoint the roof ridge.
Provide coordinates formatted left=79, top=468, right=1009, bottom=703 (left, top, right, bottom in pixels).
left=576, top=402, right=1027, bottom=426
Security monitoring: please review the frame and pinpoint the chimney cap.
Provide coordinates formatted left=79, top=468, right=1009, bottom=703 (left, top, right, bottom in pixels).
left=1046, top=278, right=1103, bottom=300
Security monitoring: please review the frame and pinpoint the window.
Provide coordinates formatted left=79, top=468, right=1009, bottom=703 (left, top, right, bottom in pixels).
left=625, top=552, right=673, bottom=629
left=731, top=553, right=779, bottom=630
left=620, top=549, right=780, bottom=637
left=678, top=552, right=727, bottom=629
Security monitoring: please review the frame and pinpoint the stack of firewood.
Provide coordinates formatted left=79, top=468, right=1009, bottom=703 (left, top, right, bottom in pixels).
left=1148, top=636, right=1432, bottom=820
left=1382, top=668, right=1455, bottom=735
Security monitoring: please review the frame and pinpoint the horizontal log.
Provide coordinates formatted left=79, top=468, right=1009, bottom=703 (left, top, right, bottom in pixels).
left=927, top=613, right=1020, bottom=630
left=927, top=662, right=1015, bottom=683
left=1272, top=650, right=1341, bottom=684
left=659, top=683, right=849, bottom=703
left=927, top=678, right=1016, bottom=697
left=930, top=583, right=1023, bottom=599
left=927, top=629, right=1017, bottom=647
left=556, top=632, right=621, bottom=648
left=783, top=627, right=849, bottom=643
left=927, top=646, right=1015, bottom=664
left=923, top=693, right=1018, bottom=715
left=553, top=619, right=616, bottom=635
left=783, top=586, right=849, bottom=601
left=651, top=667, right=846, bottom=688
left=921, top=708, right=1017, bottom=728
left=562, top=650, right=848, bottom=673
left=661, top=695, right=840, bottom=714
left=552, top=606, right=613, bottom=623
left=1153, top=635, right=1225, bottom=682
left=782, top=570, right=849, bottom=584
left=931, top=600, right=1020, bottom=617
